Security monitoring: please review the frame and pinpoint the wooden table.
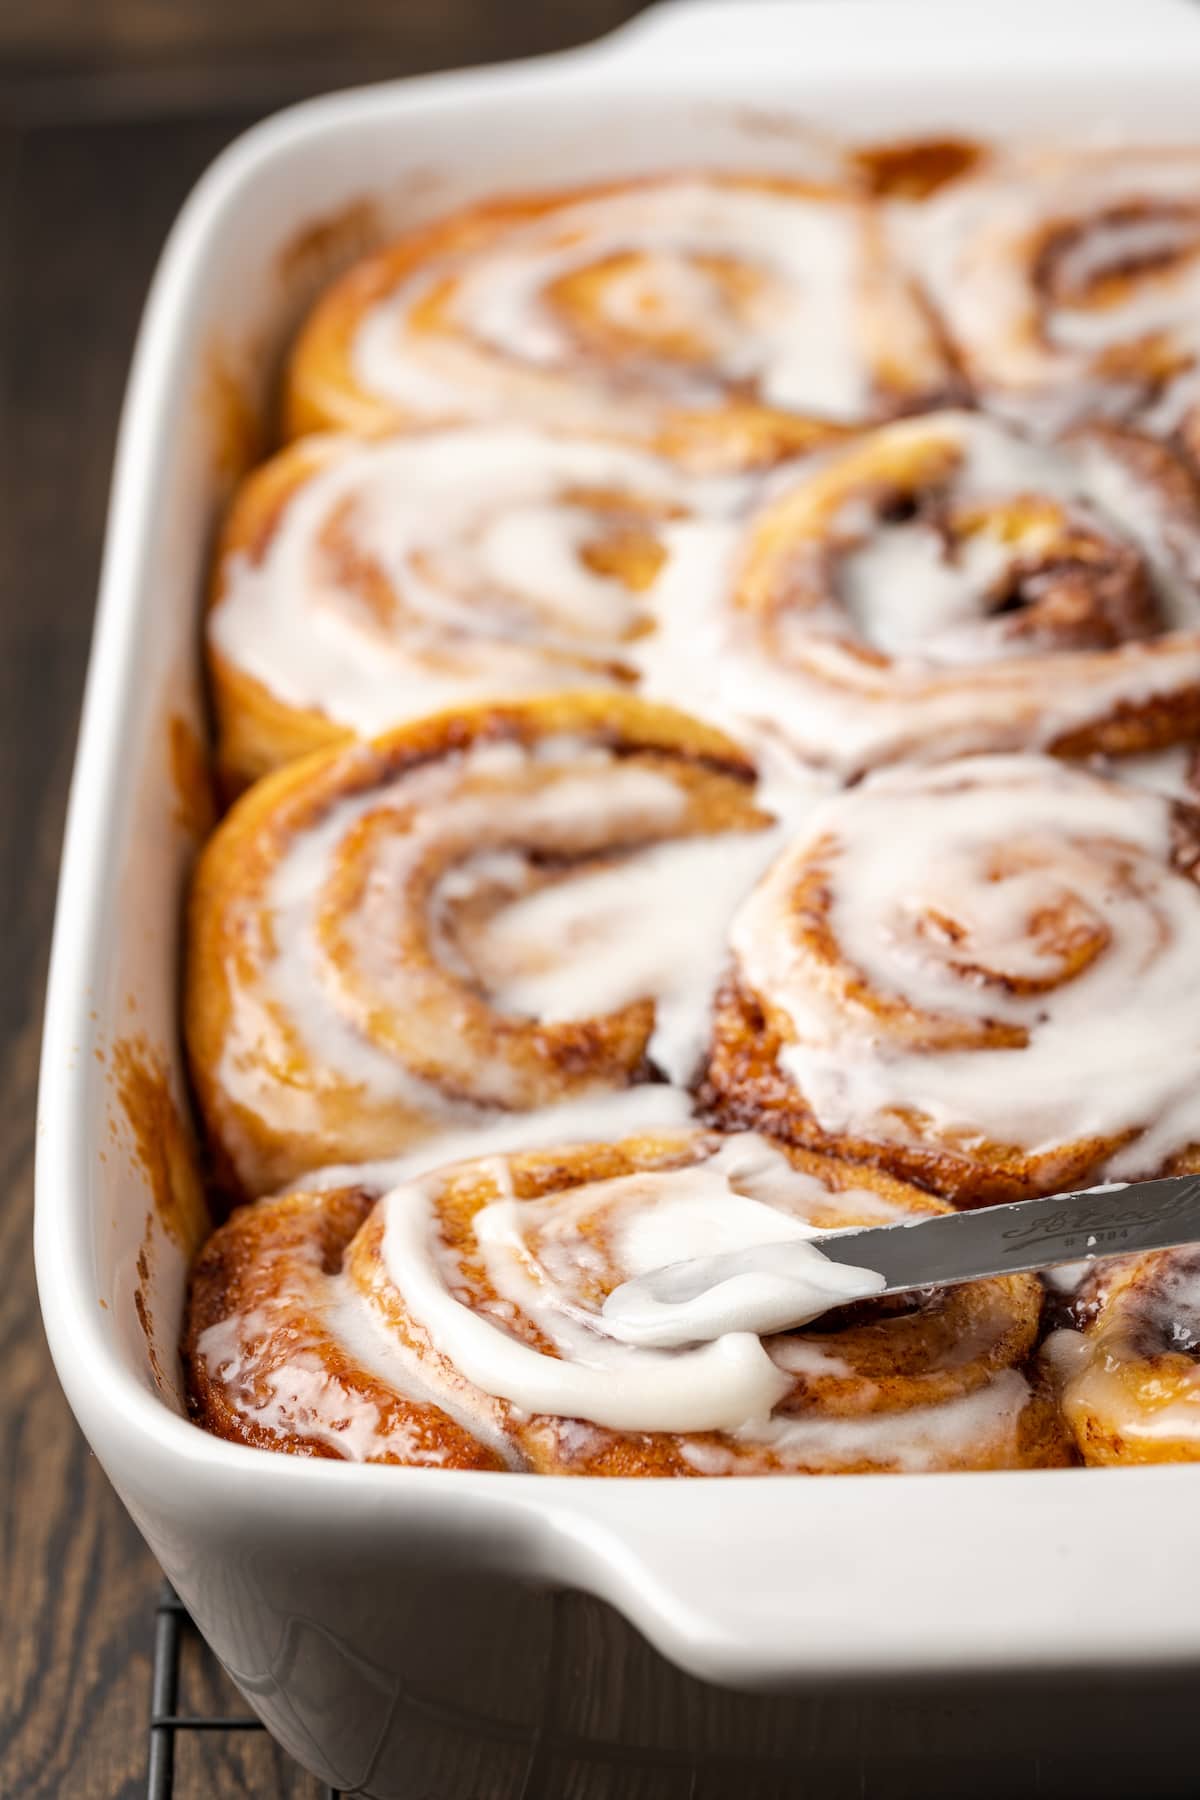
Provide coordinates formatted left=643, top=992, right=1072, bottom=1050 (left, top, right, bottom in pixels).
left=0, top=12, right=640, bottom=1796
left=6, top=8, right=1200, bottom=1796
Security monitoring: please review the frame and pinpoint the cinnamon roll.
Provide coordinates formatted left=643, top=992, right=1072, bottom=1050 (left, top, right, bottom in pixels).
left=914, top=147, right=1200, bottom=443
left=645, top=410, right=1200, bottom=774
left=186, top=692, right=800, bottom=1198
left=705, top=754, right=1200, bottom=1206
left=182, top=1182, right=505, bottom=1468
left=207, top=424, right=738, bottom=789
left=184, top=1125, right=1068, bottom=1475
left=283, top=174, right=954, bottom=470
left=1048, top=1247, right=1200, bottom=1465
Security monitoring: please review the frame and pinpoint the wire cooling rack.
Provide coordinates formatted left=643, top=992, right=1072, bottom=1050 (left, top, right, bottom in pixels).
left=147, top=1584, right=341, bottom=1800
left=146, top=1575, right=1199, bottom=1799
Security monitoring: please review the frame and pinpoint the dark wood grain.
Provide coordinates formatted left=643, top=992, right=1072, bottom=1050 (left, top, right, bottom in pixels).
left=0, top=104, right=272, bottom=1800
left=0, top=11, right=642, bottom=1798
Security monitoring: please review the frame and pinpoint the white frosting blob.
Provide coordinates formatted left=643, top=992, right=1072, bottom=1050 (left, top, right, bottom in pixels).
left=377, top=1134, right=901, bottom=1433
left=601, top=1233, right=884, bottom=1348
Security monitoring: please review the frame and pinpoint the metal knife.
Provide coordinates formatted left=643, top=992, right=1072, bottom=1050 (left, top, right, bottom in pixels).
left=604, top=1173, right=1200, bottom=1342
left=812, top=1170, right=1200, bottom=1296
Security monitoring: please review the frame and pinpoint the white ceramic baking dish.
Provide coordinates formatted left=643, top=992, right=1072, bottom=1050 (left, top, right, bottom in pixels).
left=35, top=2, right=1200, bottom=1791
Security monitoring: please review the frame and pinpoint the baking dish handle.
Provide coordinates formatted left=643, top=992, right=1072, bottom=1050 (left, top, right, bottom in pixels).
left=530, top=1467, right=1200, bottom=1688
left=595, top=0, right=1200, bottom=69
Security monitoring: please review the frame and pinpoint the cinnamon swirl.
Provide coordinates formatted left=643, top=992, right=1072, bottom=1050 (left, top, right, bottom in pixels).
left=185, top=1125, right=1068, bottom=1475
left=283, top=174, right=954, bottom=470
left=186, top=692, right=802, bottom=1198
left=644, top=410, right=1200, bottom=774
left=705, top=754, right=1200, bottom=1206
left=1048, top=1248, right=1200, bottom=1465
left=207, top=425, right=739, bottom=789
left=915, top=147, right=1200, bottom=443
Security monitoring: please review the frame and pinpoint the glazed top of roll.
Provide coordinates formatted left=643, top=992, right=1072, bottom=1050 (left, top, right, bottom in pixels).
left=186, top=692, right=826, bottom=1196
left=640, top=410, right=1200, bottom=774
left=284, top=172, right=954, bottom=463
left=724, top=753, right=1200, bottom=1194
left=914, top=147, right=1200, bottom=433
left=209, top=425, right=743, bottom=740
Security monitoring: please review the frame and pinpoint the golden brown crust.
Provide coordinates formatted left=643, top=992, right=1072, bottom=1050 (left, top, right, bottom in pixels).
left=349, top=1131, right=1066, bottom=1475
left=849, top=136, right=986, bottom=201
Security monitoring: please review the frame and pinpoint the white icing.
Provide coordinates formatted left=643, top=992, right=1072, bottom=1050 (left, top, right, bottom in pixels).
left=198, top=1306, right=423, bottom=1462
left=1043, top=1325, right=1094, bottom=1379
left=732, top=754, right=1200, bottom=1176
left=601, top=1235, right=884, bottom=1348
left=350, top=178, right=942, bottom=434
left=1040, top=1258, right=1096, bottom=1296
left=211, top=428, right=742, bottom=735
left=730, top=1367, right=1031, bottom=1472
left=471, top=826, right=788, bottom=1084
left=644, top=411, right=1200, bottom=774
left=213, top=407, right=1200, bottom=784
left=193, top=1272, right=496, bottom=1465
left=768, top=1336, right=856, bottom=1379
left=323, top=1276, right=518, bottom=1465
left=384, top=1186, right=790, bottom=1434
left=218, top=733, right=779, bottom=1133
left=835, top=518, right=1014, bottom=663
left=205, top=1120, right=1034, bottom=1465
left=377, top=1134, right=902, bottom=1433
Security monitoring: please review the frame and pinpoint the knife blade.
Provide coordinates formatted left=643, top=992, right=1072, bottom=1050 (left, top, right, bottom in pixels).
left=817, top=1170, right=1200, bottom=1295
left=600, top=1172, right=1200, bottom=1348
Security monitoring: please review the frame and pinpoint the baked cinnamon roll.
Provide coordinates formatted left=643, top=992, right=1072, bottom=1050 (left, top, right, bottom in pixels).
left=206, top=424, right=738, bottom=789
left=646, top=410, right=1200, bottom=774
left=184, top=1125, right=1068, bottom=1474
left=1049, top=1247, right=1200, bottom=1464
left=181, top=1182, right=506, bottom=1468
left=186, top=692, right=801, bottom=1198
left=283, top=174, right=954, bottom=470
left=705, top=754, right=1200, bottom=1206
left=914, top=147, right=1200, bottom=443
